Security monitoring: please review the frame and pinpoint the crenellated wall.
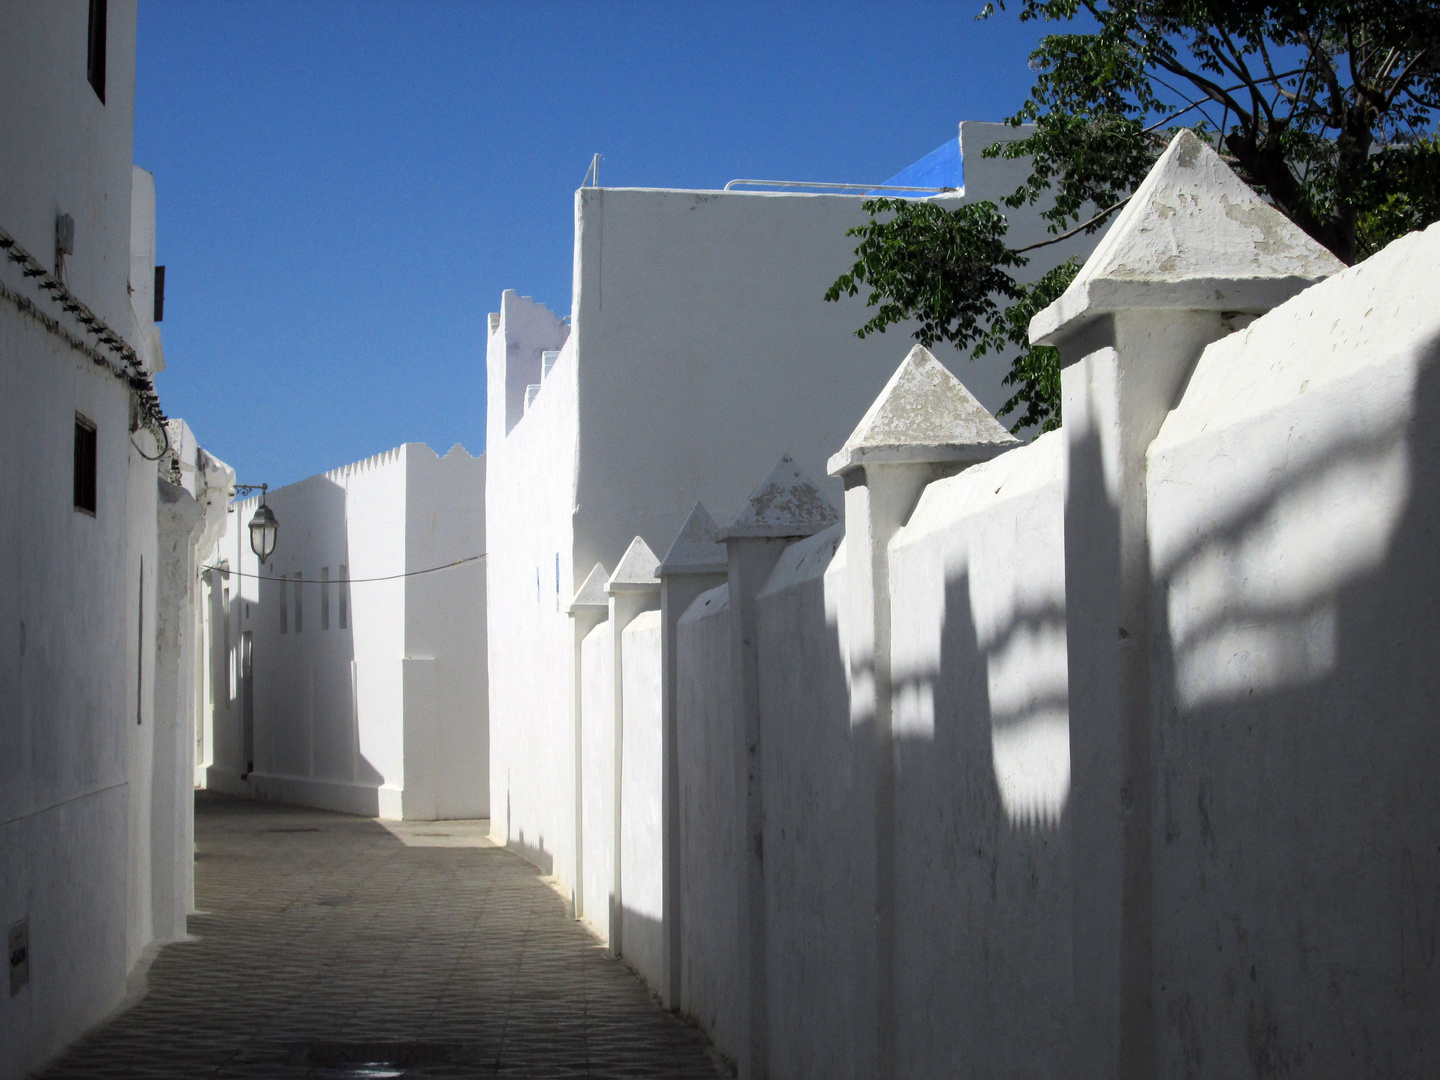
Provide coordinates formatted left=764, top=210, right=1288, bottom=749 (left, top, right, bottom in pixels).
left=201, top=441, right=487, bottom=822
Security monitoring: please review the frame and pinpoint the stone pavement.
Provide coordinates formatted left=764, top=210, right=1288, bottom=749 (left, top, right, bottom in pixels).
left=33, top=792, right=728, bottom=1079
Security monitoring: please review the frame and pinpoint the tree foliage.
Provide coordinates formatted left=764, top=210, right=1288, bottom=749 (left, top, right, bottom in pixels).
left=827, top=0, right=1440, bottom=433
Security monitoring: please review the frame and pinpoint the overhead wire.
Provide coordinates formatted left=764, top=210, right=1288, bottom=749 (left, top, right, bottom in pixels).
left=203, top=553, right=485, bottom=584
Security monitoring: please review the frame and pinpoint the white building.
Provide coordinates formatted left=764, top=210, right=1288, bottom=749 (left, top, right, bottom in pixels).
left=505, top=131, right=1440, bottom=1076
left=0, top=5, right=227, bottom=1076
left=486, top=121, right=1102, bottom=899
left=202, top=442, right=488, bottom=821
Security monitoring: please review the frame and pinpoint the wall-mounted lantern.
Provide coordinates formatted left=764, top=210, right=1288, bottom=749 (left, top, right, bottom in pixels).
left=234, top=483, right=278, bottom=564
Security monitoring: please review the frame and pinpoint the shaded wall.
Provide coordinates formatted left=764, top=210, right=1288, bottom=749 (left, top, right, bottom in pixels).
left=589, top=224, right=1440, bottom=1078
left=1146, top=225, right=1440, bottom=1075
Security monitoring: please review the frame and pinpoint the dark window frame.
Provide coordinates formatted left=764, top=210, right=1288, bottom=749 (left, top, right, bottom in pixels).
left=74, top=413, right=97, bottom=516
left=87, top=0, right=107, bottom=104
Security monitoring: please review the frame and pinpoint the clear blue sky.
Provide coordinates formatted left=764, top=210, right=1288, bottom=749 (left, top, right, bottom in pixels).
left=138, top=1, right=1052, bottom=487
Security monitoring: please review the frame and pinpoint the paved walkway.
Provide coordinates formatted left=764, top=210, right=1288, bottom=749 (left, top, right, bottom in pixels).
left=35, top=793, right=726, bottom=1079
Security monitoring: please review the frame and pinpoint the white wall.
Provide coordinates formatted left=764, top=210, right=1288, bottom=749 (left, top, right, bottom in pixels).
left=675, top=583, right=743, bottom=1054
left=498, top=125, right=1440, bottom=1077
left=751, top=525, right=869, bottom=1080
left=406, top=444, right=488, bottom=819
left=579, top=621, right=615, bottom=940
left=486, top=292, right=580, bottom=878
left=205, top=442, right=486, bottom=821
left=489, top=122, right=1101, bottom=914
left=885, top=432, right=1072, bottom=1078
left=619, top=610, right=664, bottom=988
left=1144, top=222, right=1440, bottom=1075
left=0, top=6, right=212, bottom=1076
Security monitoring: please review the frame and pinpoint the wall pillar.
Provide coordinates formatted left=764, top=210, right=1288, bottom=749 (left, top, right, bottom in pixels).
left=567, top=562, right=611, bottom=923
left=718, top=455, right=838, bottom=1080
left=606, top=538, right=662, bottom=956
left=827, top=344, right=1018, bottom=1077
left=1027, top=129, right=1343, bottom=1080
left=657, top=504, right=728, bottom=1010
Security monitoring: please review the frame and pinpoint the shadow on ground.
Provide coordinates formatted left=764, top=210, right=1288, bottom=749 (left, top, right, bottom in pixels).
left=32, top=792, right=727, bottom=1079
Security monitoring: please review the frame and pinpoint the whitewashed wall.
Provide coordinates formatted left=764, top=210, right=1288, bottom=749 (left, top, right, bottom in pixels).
left=1145, top=222, right=1440, bottom=1075
left=580, top=222, right=1440, bottom=1078
left=579, top=621, right=615, bottom=940
left=205, top=442, right=486, bottom=821
left=886, top=432, right=1071, bottom=1077
left=675, top=584, right=743, bottom=1055
left=0, top=6, right=218, bottom=1076
left=752, top=525, right=867, bottom=1080
left=486, top=291, right=578, bottom=877
left=619, top=611, right=664, bottom=988
left=489, top=123, right=1102, bottom=911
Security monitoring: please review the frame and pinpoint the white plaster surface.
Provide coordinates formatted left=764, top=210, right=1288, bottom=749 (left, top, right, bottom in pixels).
left=487, top=133, right=1102, bottom=914
left=675, top=584, right=742, bottom=1054
left=618, top=610, right=665, bottom=990
left=204, top=443, right=485, bottom=821
left=751, top=524, right=871, bottom=1080
left=886, top=432, right=1072, bottom=1077
left=0, top=8, right=228, bottom=1076
left=579, top=620, right=615, bottom=941
left=828, top=344, right=1018, bottom=474
left=1144, top=221, right=1440, bottom=1075
left=659, top=502, right=726, bottom=574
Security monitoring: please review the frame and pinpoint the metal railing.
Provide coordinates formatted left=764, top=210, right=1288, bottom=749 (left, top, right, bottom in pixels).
left=722, top=179, right=958, bottom=194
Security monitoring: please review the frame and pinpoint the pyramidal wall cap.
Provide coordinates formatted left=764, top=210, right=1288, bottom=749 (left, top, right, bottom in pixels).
left=1030, top=129, right=1346, bottom=346
left=608, top=537, right=662, bottom=592
left=828, top=344, right=1018, bottom=476
left=568, top=562, right=611, bottom=612
left=659, top=502, right=727, bottom=575
left=718, top=454, right=840, bottom=540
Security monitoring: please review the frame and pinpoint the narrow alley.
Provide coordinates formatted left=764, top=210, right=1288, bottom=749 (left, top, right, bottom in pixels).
left=33, top=794, right=727, bottom=1079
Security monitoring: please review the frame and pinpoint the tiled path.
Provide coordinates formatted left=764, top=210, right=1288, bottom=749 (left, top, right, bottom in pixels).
left=34, top=793, right=726, bottom=1079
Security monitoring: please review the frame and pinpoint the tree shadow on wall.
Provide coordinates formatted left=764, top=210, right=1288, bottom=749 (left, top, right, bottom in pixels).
left=893, top=572, right=1073, bottom=1079
left=1146, top=334, right=1440, bottom=1078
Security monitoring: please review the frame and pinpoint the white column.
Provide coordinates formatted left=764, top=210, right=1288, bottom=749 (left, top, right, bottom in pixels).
left=1028, top=129, right=1343, bottom=1080
left=827, top=343, right=1017, bottom=1078
left=568, top=562, right=610, bottom=923
left=657, top=503, right=728, bottom=1009
left=718, top=455, right=839, bottom=1080
left=606, top=538, right=662, bottom=957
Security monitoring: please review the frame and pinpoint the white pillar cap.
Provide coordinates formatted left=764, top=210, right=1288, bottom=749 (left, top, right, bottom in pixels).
left=827, top=344, right=1017, bottom=478
left=568, top=561, right=611, bottom=613
left=1029, top=130, right=1344, bottom=349
left=717, top=454, right=839, bottom=541
left=607, top=537, right=662, bottom=593
left=659, top=502, right=727, bottom=575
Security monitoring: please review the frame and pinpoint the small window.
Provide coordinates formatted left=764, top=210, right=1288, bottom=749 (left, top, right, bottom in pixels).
left=87, top=0, right=107, bottom=104
left=153, top=265, right=165, bottom=322
left=74, top=414, right=97, bottom=515
left=338, top=565, right=348, bottom=630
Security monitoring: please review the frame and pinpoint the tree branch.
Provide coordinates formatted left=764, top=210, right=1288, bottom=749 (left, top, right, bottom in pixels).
left=1011, top=195, right=1132, bottom=253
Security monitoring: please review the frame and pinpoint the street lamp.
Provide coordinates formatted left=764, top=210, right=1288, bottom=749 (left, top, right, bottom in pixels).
left=234, top=483, right=278, bottom=564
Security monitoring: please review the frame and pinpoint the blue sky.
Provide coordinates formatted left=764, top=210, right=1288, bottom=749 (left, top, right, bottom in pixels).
left=138, top=1, right=1052, bottom=487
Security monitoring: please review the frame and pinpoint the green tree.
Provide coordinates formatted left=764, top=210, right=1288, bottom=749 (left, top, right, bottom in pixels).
left=827, top=0, right=1440, bottom=433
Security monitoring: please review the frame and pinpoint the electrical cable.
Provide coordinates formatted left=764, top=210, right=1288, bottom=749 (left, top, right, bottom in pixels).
left=203, top=553, right=485, bottom=584
left=130, top=421, right=171, bottom=461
